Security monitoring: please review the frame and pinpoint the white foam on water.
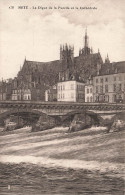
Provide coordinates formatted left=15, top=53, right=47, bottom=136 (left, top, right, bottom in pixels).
left=0, top=132, right=64, bottom=145
left=0, top=130, right=108, bottom=154
left=88, top=126, right=107, bottom=131
left=0, top=137, right=71, bottom=153
left=0, top=155, right=124, bottom=177
left=0, top=126, right=68, bottom=141
left=33, top=142, right=89, bottom=156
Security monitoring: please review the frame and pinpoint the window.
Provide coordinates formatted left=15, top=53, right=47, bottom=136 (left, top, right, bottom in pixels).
left=99, top=95, right=103, bottom=102
left=96, top=96, right=99, bottom=102
left=105, top=95, right=109, bottom=102
left=119, top=94, right=122, bottom=99
left=96, top=86, right=98, bottom=93
left=113, top=84, right=116, bottom=92
left=63, top=94, right=64, bottom=99
left=96, top=79, right=98, bottom=83
left=100, top=86, right=103, bottom=93
left=58, top=86, right=60, bottom=91
left=90, top=96, right=93, bottom=102
left=87, top=88, right=89, bottom=94
left=63, top=85, right=65, bottom=90
left=100, top=78, right=103, bottom=83
left=119, top=84, right=122, bottom=91
left=119, top=76, right=121, bottom=81
left=105, top=77, right=108, bottom=82
left=103, top=95, right=106, bottom=102
left=105, top=85, right=108, bottom=93
left=71, top=93, right=74, bottom=98
left=71, top=84, right=74, bottom=90
left=114, top=76, right=116, bottom=81
left=90, top=88, right=92, bottom=93
left=114, top=94, right=116, bottom=102
left=87, top=97, right=89, bottom=102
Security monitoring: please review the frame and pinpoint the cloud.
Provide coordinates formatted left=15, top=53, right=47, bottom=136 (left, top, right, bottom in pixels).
left=0, top=0, right=125, bottom=79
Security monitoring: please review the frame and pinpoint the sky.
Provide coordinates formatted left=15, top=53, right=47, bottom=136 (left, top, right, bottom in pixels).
left=0, top=0, right=125, bottom=79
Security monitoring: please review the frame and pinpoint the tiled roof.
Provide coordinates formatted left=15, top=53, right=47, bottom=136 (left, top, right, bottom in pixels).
left=99, top=61, right=125, bottom=75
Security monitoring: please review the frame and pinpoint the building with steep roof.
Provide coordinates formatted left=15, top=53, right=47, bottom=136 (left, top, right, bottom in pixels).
left=93, top=61, right=125, bottom=103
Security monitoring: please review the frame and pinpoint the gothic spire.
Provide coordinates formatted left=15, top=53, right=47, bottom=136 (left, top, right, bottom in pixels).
left=105, top=53, right=110, bottom=63
left=84, top=27, right=88, bottom=48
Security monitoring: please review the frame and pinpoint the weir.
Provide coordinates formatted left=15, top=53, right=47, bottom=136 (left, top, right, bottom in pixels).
left=0, top=101, right=125, bottom=131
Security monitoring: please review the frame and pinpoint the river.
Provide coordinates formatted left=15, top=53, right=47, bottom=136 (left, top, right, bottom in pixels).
left=0, top=126, right=124, bottom=194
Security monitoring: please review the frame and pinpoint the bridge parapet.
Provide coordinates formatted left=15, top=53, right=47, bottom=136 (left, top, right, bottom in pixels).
left=0, top=101, right=125, bottom=117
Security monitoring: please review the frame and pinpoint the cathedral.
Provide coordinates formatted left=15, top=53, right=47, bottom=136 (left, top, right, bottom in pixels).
left=1, top=29, right=104, bottom=101
left=18, top=29, right=103, bottom=86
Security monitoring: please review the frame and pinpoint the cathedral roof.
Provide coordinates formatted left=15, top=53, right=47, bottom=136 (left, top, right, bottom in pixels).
left=22, top=59, right=61, bottom=73
left=74, top=52, right=103, bottom=64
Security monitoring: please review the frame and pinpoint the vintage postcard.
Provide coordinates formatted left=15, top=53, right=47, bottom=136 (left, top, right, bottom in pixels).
left=0, top=0, right=125, bottom=194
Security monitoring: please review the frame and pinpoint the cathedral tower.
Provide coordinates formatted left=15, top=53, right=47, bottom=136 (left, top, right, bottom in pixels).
left=60, top=44, right=74, bottom=70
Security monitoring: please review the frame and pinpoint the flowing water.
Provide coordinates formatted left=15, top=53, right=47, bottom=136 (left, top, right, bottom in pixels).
left=0, top=126, right=124, bottom=194
left=0, top=163, right=124, bottom=195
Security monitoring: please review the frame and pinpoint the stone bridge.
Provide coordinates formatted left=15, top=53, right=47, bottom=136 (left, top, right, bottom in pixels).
left=0, top=101, right=125, bottom=122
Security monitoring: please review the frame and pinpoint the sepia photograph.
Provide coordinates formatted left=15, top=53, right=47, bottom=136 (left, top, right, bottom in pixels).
left=0, top=0, right=125, bottom=194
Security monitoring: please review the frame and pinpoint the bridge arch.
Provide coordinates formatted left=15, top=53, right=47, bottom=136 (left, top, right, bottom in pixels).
left=65, top=109, right=100, bottom=125
left=0, top=108, right=47, bottom=119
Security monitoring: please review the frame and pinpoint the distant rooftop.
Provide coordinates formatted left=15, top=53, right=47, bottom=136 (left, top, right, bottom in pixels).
left=99, top=61, right=125, bottom=76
